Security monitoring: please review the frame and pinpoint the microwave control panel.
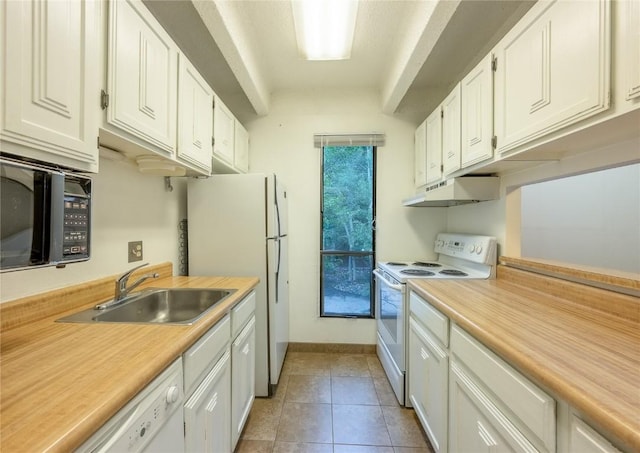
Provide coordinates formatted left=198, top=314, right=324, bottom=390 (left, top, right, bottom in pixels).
left=63, top=196, right=90, bottom=259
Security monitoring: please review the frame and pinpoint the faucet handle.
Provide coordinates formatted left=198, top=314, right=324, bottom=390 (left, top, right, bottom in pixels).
left=118, top=262, right=149, bottom=281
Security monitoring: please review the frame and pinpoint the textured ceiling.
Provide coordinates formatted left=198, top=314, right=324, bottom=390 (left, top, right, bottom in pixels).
left=145, top=0, right=534, bottom=124
left=228, top=0, right=419, bottom=92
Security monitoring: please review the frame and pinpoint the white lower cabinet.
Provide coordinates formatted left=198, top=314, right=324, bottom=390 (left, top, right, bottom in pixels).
left=449, top=360, right=538, bottom=453
left=231, top=315, right=256, bottom=449
left=408, top=317, right=448, bottom=453
left=567, top=414, right=622, bottom=453
left=407, top=291, right=627, bottom=453
left=183, top=315, right=232, bottom=452
left=451, top=325, right=556, bottom=452
left=182, top=290, right=256, bottom=453
left=184, top=349, right=231, bottom=453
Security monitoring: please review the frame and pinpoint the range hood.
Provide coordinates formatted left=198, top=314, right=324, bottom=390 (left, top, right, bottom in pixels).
left=403, top=176, right=500, bottom=207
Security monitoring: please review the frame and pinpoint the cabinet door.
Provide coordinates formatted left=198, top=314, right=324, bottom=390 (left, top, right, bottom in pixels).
left=461, top=55, right=494, bottom=168
left=234, top=122, right=249, bottom=173
left=184, top=350, right=232, bottom=453
left=494, top=0, right=610, bottom=155
left=1, top=0, right=100, bottom=172
left=623, top=0, right=640, bottom=100
left=569, top=415, right=621, bottom=453
left=408, top=318, right=448, bottom=453
left=442, top=83, right=462, bottom=176
left=213, top=98, right=236, bottom=165
left=107, top=0, right=178, bottom=156
left=449, top=361, right=538, bottom=453
left=231, top=316, right=256, bottom=449
left=177, top=54, right=213, bottom=174
left=414, top=120, right=428, bottom=188
left=425, top=107, right=443, bottom=184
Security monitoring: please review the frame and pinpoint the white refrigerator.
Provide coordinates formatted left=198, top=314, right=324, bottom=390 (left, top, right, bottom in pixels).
left=187, top=173, right=289, bottom=397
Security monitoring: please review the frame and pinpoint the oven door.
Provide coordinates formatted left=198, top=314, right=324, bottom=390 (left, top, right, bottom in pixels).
left=373, top=269, right=406, bottom=404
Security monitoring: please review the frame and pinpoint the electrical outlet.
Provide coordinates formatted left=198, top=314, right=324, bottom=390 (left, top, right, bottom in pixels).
left=128, top=241, right=143, bottom=262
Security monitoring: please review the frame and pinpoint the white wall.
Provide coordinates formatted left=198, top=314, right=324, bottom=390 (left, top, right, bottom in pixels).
left=0, top=157, right=187, bottom=303
left=520, top=164, right=640, bottom=273
left=247, top=89, right=446, bottom=345
left=446, top=138, right=640, bottom=265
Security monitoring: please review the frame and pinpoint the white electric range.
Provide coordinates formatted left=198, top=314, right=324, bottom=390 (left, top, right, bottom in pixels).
left=373, top=233, right=497, bottom=406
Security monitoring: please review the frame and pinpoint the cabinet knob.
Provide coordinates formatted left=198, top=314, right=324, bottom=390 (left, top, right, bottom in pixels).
left=166, top=385, right=180, bottom=404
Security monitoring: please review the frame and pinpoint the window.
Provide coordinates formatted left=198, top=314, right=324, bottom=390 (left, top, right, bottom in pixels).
left=320, top=145, right=376, bottom=318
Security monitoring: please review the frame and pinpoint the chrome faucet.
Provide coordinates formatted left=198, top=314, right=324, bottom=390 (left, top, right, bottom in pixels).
left=95, top=263, right=159, bottom=310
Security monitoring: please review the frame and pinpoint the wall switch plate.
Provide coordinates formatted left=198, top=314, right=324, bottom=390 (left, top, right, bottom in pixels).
left=128, top=241, right=143, bottom=262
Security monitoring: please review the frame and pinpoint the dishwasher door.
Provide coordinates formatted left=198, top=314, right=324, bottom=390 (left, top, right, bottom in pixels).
left=78, top=358, right=184, bottom=453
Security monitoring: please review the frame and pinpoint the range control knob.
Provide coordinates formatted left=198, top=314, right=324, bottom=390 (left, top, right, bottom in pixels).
left=476, top=245, right=483, bottom=254
left=166, top=386, right=180, bottom=404
left=468, top=244, right=476, bottom=253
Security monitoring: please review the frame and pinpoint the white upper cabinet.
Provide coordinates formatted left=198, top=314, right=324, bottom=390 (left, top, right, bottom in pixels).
left=441, top=83, right=462, bottom=176
left=106, top=0, right=178, bottom=157
left=460, top=55, right=494, bottom=169
left=494, top=0, right=611, bottom=155
left=177, top=54, right=213, bottom=174
left=623, top=0, right=640, bottom=101
left=425, top=106, right=443, bottom=184
left=212, top=96, right=250, bottom=174
left=234, top=122, right=249, bottom=173
left=213, top=97, right=236, bottom=165
left=414, top=120, right=428, bottom=188
left=1, top=0, right=101, bottom=172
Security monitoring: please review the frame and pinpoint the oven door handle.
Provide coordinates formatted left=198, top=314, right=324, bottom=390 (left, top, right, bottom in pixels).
left=373, top=269, right=405, bottom=292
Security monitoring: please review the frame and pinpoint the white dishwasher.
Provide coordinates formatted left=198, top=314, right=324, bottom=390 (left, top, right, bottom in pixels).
left=77, top=358, right=184, bottom=453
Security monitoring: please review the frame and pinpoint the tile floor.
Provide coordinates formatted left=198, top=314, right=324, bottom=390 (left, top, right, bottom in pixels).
left=235, top=352, right=435, bottom=453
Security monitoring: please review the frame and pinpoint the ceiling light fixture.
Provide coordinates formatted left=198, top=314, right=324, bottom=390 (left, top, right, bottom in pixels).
left=292, top=0, right=358, bottom=61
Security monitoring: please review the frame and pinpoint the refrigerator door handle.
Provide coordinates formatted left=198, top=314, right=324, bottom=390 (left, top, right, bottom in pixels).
left=274, top=238, right=281, bottom=303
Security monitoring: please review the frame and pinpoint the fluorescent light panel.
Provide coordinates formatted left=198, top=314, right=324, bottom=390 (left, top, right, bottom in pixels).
left=292, top=0, right=358, bottom=60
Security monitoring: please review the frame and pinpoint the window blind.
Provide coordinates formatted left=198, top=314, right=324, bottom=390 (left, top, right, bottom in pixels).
left=313, top=133, right=385, bottom=148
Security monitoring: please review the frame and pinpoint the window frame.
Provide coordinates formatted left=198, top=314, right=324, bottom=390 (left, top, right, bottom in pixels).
left=319, top=145, right=377, bottom=319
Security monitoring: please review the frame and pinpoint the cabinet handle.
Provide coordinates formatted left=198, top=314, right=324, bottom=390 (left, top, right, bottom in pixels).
left=421, top=347, right=429, bottom=360
left=242, top=343, right=250, bottom=355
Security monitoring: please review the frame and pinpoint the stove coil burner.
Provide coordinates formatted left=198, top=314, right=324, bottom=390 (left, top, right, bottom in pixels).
left=401, top=269, right=436, bottom=276
left=412, top=262, right=442, bottom=268
left=386, top=262, right=407, bottom=266
left=439, top=269, right=468, bottom=276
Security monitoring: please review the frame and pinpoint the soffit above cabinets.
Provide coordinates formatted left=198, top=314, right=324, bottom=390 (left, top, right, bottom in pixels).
left=144, top=0, right=534, bottom=124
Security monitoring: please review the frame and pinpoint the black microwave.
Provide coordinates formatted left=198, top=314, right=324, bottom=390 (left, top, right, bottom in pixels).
left=0, top=157, right=92, bottom=272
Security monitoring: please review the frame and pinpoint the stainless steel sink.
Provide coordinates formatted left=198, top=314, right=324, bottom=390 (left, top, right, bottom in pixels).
left=57, top=288, right=236, bottom=325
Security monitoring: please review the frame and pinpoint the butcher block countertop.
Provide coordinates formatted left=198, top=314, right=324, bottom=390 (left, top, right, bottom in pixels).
left=409, top=264, right=640, bottom=452
left=0, top=263, right=259, bottom=452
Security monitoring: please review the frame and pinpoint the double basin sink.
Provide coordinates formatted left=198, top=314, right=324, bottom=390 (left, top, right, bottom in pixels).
left=57, top=288, right=236, bottom=325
